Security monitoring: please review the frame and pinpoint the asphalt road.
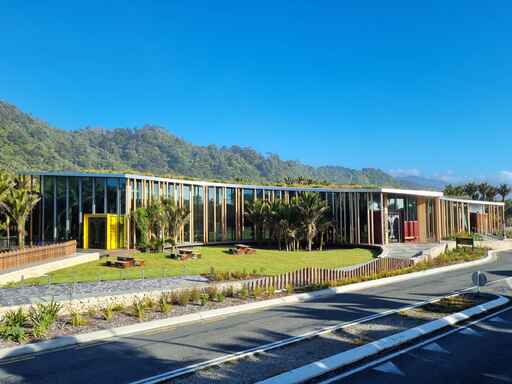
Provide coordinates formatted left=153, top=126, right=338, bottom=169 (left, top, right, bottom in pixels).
left=1, top=251, right=511, bottom=384
left=327, top=304, right=512, bottom=384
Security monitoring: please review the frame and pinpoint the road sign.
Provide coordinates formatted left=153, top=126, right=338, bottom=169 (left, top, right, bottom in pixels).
left=472, top=271, right=488, bottom=293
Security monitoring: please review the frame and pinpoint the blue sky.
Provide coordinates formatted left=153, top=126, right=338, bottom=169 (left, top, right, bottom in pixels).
left=1, top=1, right=511, bottom=184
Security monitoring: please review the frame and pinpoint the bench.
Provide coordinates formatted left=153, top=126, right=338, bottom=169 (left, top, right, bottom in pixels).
left=456, top=237, right=475, bottom=249
left=229, top=244, right=256, bottom=255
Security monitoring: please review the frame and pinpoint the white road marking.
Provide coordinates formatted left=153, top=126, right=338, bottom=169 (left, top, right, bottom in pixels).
left=489, top=316, right=509, bottom=324
left=421, top=342, right=450, bottom=354
left=459, top=328, right=481, bottom=337
left=373, top=361, right=404, bottom=376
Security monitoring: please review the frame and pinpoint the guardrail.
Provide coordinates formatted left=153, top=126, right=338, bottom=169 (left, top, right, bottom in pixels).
left=0, top=241, right=77, bottom=272
left=244, top=257, right=414, bottom=291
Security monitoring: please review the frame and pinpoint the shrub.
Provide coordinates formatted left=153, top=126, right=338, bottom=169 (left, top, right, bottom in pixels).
left=190, top=288, right=201, bottom=303
left=286, top=284, right=294, bottom=295
left=87, top=307, right=97, bottom=318
left=239, top=287, right=249, bottom=299
left=225, top=286, right=235, bottom=298
left=29, top=301, right=62, bottom=339
left=143, top=296, right=154, bottom=309
left=112, top=303, right=125, bottom=312
left=2, top=308, right=28, bottom=328
left=170, top=291, right=180, bottom=305
left=266, top=285, right=276, bottom=297
left=252, top=287, right=264, bottom=298
left=215, top=292, right=225, bottom=303
left=132, top=298, right=146, bottom=321
left=199, top=293, right=209, bottom=306
left=101, top=304, right=114, bottom=321
left=159, top=295, right=171, bottom=314
left=70, top=310, right=86, bottom=327
left=0, top=324, right=27, bottom=343
left=178, top=290, right=191, bottom=306
left=206, top=286, right=218, bottom=301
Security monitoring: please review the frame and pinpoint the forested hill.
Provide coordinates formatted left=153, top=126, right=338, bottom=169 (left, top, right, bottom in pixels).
left=0, top=100, right=408, bottom=187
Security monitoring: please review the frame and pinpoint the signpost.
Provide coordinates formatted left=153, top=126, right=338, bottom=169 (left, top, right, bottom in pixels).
left=472, top=270, right=488, bottom=294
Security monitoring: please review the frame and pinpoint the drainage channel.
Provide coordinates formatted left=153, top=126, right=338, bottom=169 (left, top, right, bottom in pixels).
left=129, top=286, right=480, bottom=384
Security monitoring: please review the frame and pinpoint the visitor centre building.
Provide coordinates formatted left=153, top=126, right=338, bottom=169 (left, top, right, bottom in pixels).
left=25, top=172, right=506, bottom=250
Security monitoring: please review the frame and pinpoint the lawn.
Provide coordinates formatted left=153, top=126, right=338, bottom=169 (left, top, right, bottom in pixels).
left=12, top=246, right=375, bottom=286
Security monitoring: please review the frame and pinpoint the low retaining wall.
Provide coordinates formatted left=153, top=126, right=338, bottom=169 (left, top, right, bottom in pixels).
left=0, top=252, right=100, bottom=286
left=0, top=241, right=77, bottom=272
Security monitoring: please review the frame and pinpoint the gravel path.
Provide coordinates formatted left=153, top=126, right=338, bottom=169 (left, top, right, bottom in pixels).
left=0, top=275, right=209, bottom=307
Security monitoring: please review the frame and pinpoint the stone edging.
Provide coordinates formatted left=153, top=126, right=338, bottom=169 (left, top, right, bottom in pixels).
left=257, top=295, right=510, bottom=384
left=0, top=248, right=505, bottom=360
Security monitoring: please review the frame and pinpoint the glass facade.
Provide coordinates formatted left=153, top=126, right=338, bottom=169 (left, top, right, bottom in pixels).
left=31, top=172, right=504, bottom=250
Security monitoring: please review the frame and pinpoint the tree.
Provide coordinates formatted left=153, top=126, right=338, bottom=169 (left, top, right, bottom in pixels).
left=463, top=182, right=479, bottom=200
left=6, top=176, right=40, bottom=249
left=497, top=184, right=511, bottom=202
left=317, top=213, right=334, bottom=251
left=162, top=198, right=190, bottom=249
left=478, top=183, right=492, bottom=201
left=244, top=199, right=270, bottom=244
left=132, top=207, right=150, bottom=247
left=296, top=192, right=329, bottom=251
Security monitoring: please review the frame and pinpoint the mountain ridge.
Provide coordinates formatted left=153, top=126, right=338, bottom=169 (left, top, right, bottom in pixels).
left=0, top=100, right=430, bottom=188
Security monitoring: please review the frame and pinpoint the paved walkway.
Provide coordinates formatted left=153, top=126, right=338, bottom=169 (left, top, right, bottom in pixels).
left=0, top=275, right=209, bottom=307
left=383, top=243, right=441, bottom=260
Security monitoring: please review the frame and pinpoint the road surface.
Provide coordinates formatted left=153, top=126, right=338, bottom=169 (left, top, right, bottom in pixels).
left=0, top=250, right=511, bottom=384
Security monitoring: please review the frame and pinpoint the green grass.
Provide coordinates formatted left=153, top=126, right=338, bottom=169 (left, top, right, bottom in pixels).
left=10, top=246, right=375, bottom=286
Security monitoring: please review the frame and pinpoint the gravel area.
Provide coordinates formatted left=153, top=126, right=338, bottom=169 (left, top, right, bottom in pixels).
left=0, top=275, right=209, bottom=307
left=170, top=293, right=491, bottom=384
left=0, top=293, right=289, bottom=349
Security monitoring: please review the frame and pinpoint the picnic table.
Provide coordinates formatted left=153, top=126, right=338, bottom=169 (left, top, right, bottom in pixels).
left=167, top=248, right=202, bottom=261
left=229, top=244, right=256, bottom=255
left=106, top=256, right=145, bottom=269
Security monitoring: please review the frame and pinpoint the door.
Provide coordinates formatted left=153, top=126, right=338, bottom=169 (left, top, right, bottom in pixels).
left=88, top=217, right=107, bottom=249
left=387, top=212, right=402, bottom=243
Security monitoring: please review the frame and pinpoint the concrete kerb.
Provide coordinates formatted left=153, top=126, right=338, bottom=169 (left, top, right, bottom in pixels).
left=257, top=295, right=510, bottom=384
left=0, top=248, right=505, bottom=361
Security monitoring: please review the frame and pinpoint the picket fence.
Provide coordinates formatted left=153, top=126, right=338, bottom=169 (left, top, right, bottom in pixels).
left=243, top=257, right=414, bottom=291
left=0, top=241, right=77, bottom=272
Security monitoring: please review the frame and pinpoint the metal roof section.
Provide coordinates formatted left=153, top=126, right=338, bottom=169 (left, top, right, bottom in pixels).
left=24, top=171, right=481, bottom=200
left=440, top=196, right=505, bottom=206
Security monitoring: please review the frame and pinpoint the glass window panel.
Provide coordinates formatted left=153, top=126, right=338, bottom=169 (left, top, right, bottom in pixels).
left=193, top=186, right=204, bottom=242
left=216, top=187, right=223, bottom=241
left=68, top=177, right=80, bottom=242
left=56, top=177, right=67, bottom=241
left=182, top=185, right=191, bottom=242
left=107, top=178, right=118, bottom=214
left=43, top=176, right=54, bottom=242
left=226, top=188, right=236, bottom=241
left=243, top=188, right=254, bottom=240
left=94, top=178, right=105, bottom=214
left=208, top=187, right=215, bottom=242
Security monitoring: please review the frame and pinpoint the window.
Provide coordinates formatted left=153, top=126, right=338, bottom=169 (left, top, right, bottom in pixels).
left=56, top=177, right=67, bottom=241
left=193, top=186, right=204, bottom=242
left=68, top=177, right=80, bottom=242
left=94, top=178, right=105, bottom=214
left=182, top=185, right=191, bottom=242
left=243, top=189, right=254, bottom=240
left=208, top=187, right=215, bottom=242
left=226, top=188, right=236, bottom=241
left=43, top=176, right=55, bottom=242
left=107, top=178, right=118, bottom=214
left=216, top=188, right=223, bottom=241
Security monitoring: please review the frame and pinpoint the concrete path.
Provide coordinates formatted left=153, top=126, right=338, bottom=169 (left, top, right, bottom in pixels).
left=1, top=250, right=510, bottom=384
left=383, top=243, right=440, bottom=259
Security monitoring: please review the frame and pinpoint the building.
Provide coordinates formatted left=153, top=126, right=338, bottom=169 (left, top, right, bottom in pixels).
left=25, top=172, right=506, bottom=250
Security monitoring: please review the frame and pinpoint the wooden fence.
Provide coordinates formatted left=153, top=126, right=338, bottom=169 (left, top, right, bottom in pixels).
left=0, top=241, right=77, bottom=272
left=243, top=257, right=414, bottom=291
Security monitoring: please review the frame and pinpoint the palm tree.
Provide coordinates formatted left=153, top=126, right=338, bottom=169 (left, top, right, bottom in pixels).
left=486, top=186, right=498, bottom=201
left=6, top=180, right=40, bottom=249
left=463, top=182, right=479, bottom=200
left=244, top=199, right=269, bottom=244
left=497, top=184, right=511, bottom=202
left=296, top=192, right=328, bottom=251
left=162, top=198, right=190, bottom=249
left=132, top=207, right=150, bottom=247
left=317, top=214, right=334, bottom=251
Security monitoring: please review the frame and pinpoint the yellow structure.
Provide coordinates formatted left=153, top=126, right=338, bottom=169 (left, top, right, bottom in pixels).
left=83, top=214, right=126, bottom=250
